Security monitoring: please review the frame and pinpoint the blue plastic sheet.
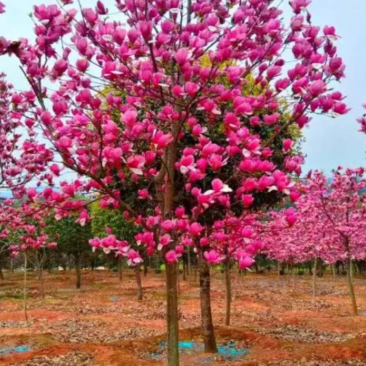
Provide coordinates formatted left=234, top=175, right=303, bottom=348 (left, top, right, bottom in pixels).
left=154, top=341, right=247, bottom=360
left=0, top=345, right=32, bottom=356
left=109, top=296, right=120, bottom=302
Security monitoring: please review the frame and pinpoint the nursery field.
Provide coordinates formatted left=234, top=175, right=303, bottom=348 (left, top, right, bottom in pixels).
left=0, top=271, right=366, bottom=366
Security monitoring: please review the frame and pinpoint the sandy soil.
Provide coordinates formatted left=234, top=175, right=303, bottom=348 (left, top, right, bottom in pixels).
left=0, top=269, right=366, bottom=366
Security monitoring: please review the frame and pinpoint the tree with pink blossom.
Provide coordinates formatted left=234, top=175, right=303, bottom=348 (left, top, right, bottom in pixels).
left=0, top=0, right=348, bottom=363
left=304, top=169, right=366, bottom=315
left=264, top=169, right=366, bottom=315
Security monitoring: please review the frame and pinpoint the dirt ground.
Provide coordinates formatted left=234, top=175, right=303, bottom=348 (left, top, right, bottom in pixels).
left=1, top=269, right=366, bottom=366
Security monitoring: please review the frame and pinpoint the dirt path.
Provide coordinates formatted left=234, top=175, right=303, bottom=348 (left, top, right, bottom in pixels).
left=1, top=270, right=366, bottom=365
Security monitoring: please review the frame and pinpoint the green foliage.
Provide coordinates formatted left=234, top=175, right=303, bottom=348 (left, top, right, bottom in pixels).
left=90, top=202, right=138, bottom=242
left=46, top=215, right=92, bottom=256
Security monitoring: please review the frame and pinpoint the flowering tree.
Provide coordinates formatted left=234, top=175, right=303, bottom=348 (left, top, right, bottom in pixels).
left=0, top=0, right=347, bottom=363
left=0, top=199, right=57, bottom=318
left=0, top=74, right=54, bottom=196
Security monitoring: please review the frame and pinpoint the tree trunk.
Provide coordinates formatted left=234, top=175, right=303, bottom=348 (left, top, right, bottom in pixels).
left=143, top=261, right=148, bottom=277
left=39, top=266, right=45, bottom=299
left=177, top=263, right=180, bottom=297
left=47, top=255, right=52, bottom=274
left=182, top=259, right=187, bottom=281
left=187, top=249, right=191, bottom=276
left=135, top=266, right=143, bottom=301
left=91, top=254, right=96, bottom=271
left=118, top=258, right=123, bottom=282
left=254, top=262, right=259, bottom=273
left=199, top=257, right=217, bottom=353
left=332, top=263, right=336, bottom=281
left=75, top=254, right=81, bottom=289
left=0, top=263, right=4, bottom=280
left=166, top=263, right=179, bottom=366
left=161, top=113, right=180, bottom=366
left=23, top=253, right=28, bottom=323
left=225, top=262, right=232, bottom=326
left=312, top=257, right=318, bottom=297
left=347, top=258, right=358, bottom=316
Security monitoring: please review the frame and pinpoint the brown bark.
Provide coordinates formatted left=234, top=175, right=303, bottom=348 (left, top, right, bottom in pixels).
left=312, top=257, right=318, bottom=297
left=135, top=266, right=143, bottom=301
left=166, top=263, right=179, bottom=366
left=39, top=266, right=45, bottom=298
left=344, top=238, right=358, bottom=316
left=118, top=258, right=123, bottom=282
left=23, top=253, right=29, bottom=323
left=225, top=262, right=232, bottom=326
left=347, top=258, right=358, bottom=315
left=161, top=106, right=180, bottom=366
left=199, top=256, right=217, bottom=353
left=187, top=249, right=191, bottom=276
left=75, top=254, right=82, bottom=289
left=182, top=260, right=187, bottom=281
left=0, top=263, right=4, bottom=280
left=332, top=263, right=336, bottom=281
left=177, top=263, right=180, bottom=297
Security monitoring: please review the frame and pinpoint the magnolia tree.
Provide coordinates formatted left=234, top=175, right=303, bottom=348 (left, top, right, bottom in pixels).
left=0, top=74, right=53, bottom=196
left=0, top=200, right=57, bottom=318
left=0, top=0, right=348, bottom=363
left=0, top=201, right=57, bottom=260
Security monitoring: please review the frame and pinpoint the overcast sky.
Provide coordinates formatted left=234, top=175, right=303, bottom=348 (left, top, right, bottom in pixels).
left=0, top=0, right=365, bottom=175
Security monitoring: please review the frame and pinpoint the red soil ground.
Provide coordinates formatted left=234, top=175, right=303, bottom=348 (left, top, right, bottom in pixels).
left=0, top=269, right=366, bottom=365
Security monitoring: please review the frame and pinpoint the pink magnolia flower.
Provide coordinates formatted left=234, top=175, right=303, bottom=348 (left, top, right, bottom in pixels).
left=161, top=220, right=176, bottom=232
left=189, top=222, right=203, bottom=236
left=204, top=250, right=224, bottom=265
left=309, top=80, right=326, bottom=96
left=175, top=48, right=189, bottom=65
left=126, top=249, right=143, bottom=266
left=242, top=194, right=254, bottom=207
left=10, top=251, right=19, bottom=259
left=290, top=0, right=311, bottom=14
left=137, top=186, right=151, bottom=199
left=165, top=250, right=180, bottom=264
left=152, top=131, right=174, bottom=148
left=238, top=255, right=254, bottom=270
left=48, top=242, right=58, bottom=249
left=127, top=155, right=145, bottom=175
left=76, top=210, right=89, bottom=226
left=96, top=1, right=108, bottom=14
left=283, top=139, right=294, bottom=153
left=158, top=234, right=172, bottom=250
left=27, top=188, right=37, bottom=199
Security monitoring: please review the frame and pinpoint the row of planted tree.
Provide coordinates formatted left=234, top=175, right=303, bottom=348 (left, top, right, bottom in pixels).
left=2, top=167, right=366, bottom=351
left=0, top=0, right=363, bottom=364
